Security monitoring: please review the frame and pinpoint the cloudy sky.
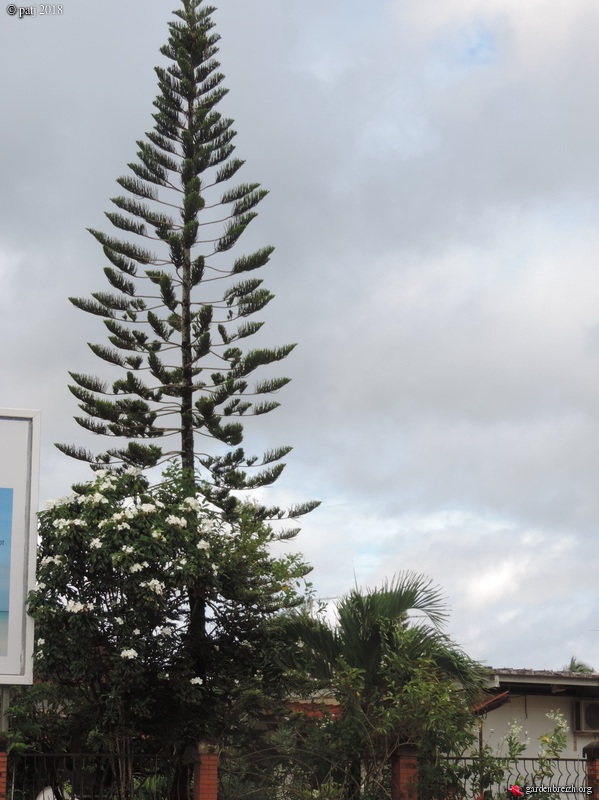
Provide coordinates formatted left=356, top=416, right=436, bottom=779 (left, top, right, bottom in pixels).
left=2, top=0, right=599, bottom=671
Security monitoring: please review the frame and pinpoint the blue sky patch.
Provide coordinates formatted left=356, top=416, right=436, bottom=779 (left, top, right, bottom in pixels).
left=463, top=25, right=497, bottom=67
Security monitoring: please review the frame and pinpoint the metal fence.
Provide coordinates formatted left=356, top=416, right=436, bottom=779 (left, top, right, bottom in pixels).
left=7, top=753, right=195, bottom=800
left=502, top=758, right=588, bottom=795
left=420, top=757, right=588, bottom=800
left=7, top=751, right=592, bottom=800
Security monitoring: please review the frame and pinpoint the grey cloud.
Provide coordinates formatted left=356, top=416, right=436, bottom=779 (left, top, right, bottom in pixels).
left=2, top=0, right=599, bottom=671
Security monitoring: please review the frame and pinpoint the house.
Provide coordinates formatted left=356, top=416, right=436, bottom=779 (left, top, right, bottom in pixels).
left=480, top=668, right=599, bottom=759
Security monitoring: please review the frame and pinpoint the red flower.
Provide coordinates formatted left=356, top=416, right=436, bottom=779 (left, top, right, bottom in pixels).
left=509, top=786, right=524, bottom=798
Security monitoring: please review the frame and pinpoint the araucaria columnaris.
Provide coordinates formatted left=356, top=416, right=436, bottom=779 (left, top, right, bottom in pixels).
left=59, top=0, right=317, bottom=525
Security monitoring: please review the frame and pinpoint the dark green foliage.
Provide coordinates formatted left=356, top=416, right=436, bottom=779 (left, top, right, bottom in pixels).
left=59, top=0, right=318, bottom=526
left=12, top=469, right=312, bottom=779
left=270, top=573, right=486, bottom=799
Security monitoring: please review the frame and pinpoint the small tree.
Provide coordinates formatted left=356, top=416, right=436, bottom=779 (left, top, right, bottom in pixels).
left=272, top=574, right=485, bottom=800
left=16, top=469, right=312, bottom=797
left=58, top=0, right=316, bottom=526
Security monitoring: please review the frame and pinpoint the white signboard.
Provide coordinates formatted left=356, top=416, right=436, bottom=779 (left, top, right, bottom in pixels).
left=0, top=410, right=40, bottom=684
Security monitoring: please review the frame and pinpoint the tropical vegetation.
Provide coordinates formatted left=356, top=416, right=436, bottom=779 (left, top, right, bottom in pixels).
left=263, top=573, right=486, bottom=800
left=11, top=467, right=311, bottom=797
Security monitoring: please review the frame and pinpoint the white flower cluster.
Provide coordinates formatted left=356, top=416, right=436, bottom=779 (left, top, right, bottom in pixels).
left=40, top=555, right=62, bottom=567
left=165, top=515, right=187, bottom=528
left=94, top=470, right=117, bottom=492
left=196, top=540, right=209, bottom=551
left=65, top=599, right=88, bottom=613
left=139, top=503, right=156, bottom=514
left=52, top=519, right=70, bottom=530
left=140, top=579, right=165, bottom=595
left=120, top=648, right=138, bottom=659
left=129, top=562, right=149, bottom=574
left=190, top=676, right=203, bottom=685
left=90, top=537, right=102, bottom=549
left=151, top=530, right=165, bottom=541
left=44, top=492, right=80, bottom=511
left=121, top=545, right=134, bottom=555
left=83, top=493, right=108, bottom=506
left=125, top=466, right=143, bottom=476
left=112, top=508, right=138, bottom=522
left=182, top=496, right=203, bottom=512
left=157, top=625, right=174, bottom=638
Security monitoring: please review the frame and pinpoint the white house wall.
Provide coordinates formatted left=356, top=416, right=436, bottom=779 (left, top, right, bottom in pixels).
left=480, top=694, right=598, bottom=759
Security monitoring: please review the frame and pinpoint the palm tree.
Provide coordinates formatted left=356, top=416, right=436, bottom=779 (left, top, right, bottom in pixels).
left=564, top=655, right=594, bottom=673
left=277, top=572, right=485, bottom=800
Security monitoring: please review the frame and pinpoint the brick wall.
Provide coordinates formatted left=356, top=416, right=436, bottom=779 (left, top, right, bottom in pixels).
left=584, top=741, right=599, bottom=800
left=0, top=749, right=7, bottom=800
left=391, top=745, right=418, bottom=800
left=194, top=742, right=219, bottom=800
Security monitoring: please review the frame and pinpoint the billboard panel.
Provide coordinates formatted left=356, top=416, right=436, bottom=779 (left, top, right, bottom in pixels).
left=0, top=410, right=40, bottom=684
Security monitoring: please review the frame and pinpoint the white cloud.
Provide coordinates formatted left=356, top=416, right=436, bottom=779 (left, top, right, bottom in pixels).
left=2, top=0, right=599, bottom=674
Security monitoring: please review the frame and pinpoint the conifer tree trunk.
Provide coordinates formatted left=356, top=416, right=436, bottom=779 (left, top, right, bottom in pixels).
left=180, top=93, right=195, bottom=485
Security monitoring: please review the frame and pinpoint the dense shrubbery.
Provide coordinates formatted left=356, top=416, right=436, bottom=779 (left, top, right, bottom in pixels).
left=12, top=468, right=310, bottom=762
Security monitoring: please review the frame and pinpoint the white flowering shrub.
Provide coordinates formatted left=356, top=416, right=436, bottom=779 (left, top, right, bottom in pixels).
left=21, top=467, right=312, bottom=753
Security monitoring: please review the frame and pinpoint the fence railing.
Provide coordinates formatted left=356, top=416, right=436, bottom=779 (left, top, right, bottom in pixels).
left=7, top=752, right=195, bottom=800
left=420, top=757, right=589, bottom=800
left=6, top=751, right=593, bottom=800
left=503, top=757, right=588, bottom=794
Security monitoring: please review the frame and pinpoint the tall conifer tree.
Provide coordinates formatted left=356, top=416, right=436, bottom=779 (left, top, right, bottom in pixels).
left=59, top=0, right=315, bottom=525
